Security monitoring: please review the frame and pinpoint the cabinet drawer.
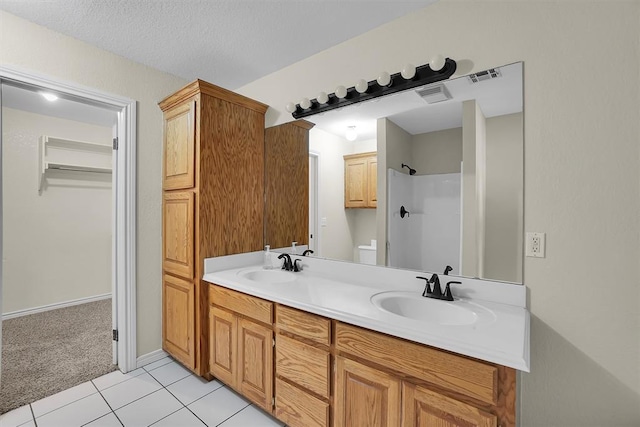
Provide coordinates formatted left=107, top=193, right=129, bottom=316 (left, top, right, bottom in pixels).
left=275, top=378, right=329, bottom=427
left=209, top=285, right=272, bottom=324
left=335, top=322, right=498, bottom=405
left=276, top=334, right=330, bottom=398
left=275, top=305, right=330, bottom=345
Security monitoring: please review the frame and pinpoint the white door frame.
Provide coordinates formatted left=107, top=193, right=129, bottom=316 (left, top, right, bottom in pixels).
left=0, top=65, right=138, bottom=373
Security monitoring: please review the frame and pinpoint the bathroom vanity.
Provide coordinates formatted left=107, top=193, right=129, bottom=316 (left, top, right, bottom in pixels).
left=202, top=252, right=529, bottom=427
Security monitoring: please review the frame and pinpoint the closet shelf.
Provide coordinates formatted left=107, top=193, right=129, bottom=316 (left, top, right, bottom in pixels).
left=38, top=135, right=113, bottom=194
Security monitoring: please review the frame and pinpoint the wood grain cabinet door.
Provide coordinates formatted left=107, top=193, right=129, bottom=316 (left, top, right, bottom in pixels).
left=344, top=157, right=367, bottom=208
left=163, top=101, right=195, bottom=190
left=209, top=307, right=237, bottom=388
left=237, top=318, right=273, bottom=413
left=402, top=382, right=497, bottom=427
left=162, top=191, right=194, bottom=279
left=162, top=274, right=195, bottom=369
left=335, top=356, right=401, bottom=427
left=367, top=157, right=377, bottom=207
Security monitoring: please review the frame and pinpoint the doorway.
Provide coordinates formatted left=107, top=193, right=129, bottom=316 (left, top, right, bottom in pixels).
left=0, top=66, right=137, bottom=410
left=309, top=152, right=319, bottom=254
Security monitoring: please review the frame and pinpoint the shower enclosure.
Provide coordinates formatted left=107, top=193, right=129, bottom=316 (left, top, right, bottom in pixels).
left=387, top=168, right=461, bottom=274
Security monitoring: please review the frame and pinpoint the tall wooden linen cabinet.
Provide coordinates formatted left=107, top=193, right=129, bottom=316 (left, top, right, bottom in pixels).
left=159, top=80, right=268, bottom=376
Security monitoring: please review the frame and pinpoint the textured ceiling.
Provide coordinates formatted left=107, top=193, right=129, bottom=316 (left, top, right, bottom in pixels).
left=0, top=0, right=438, bottom=90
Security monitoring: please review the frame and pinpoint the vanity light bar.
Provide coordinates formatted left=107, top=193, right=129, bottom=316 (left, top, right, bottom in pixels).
left=289, top=57, right=457, bottom=119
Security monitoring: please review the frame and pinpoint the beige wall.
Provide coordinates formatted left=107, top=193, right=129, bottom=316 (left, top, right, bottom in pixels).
left=376, top=118, right=412, bottom=265
left=2, top=108, right=112, bottom=313
left=485, top=112, right=523, bottom=283
left=238, top=1, right=640, bottom=425
left=0, top=11, right=189, bottom=355
left=412, top=127, right=462, bottom=174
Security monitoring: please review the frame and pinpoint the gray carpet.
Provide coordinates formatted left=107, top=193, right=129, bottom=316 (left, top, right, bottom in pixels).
left=0, top=299, right=117, bottom=414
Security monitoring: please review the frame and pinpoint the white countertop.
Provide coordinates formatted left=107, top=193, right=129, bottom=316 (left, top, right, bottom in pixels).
left=203, top=255, right=530, bottom=372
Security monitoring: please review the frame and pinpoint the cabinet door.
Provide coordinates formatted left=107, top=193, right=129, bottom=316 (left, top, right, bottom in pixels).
left=402, top=383, right=496, bottom=427
left=163, top=274, right=195, bottom=369
left=163, top=191, right=194, bottom=279
left=209, top=307, right=237, bottom=388
left=335, top=356, right=401, bottom=427
left=163, top=101, right=195, bottom=190
left=367, top=157, right=377, bottom=207
left=237, top=318, right=273, bottom=412
left=344, top=157, right=367, bottom=208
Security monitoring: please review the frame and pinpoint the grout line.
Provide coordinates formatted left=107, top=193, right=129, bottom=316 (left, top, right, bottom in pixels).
left=142, top=357, right=173, bottom=373
left=30, top=387, right=99, bottom=420
left=214, top=403, right=251, bottom=427
left=79, top=381, right=122, bottom=427
left=146, top=407, right=187, bottom=427
left=29, top=404, right=37, bottom=427
left=96, top=367, right=146, bottom=393
left=146, top=369, right=211, bottom=427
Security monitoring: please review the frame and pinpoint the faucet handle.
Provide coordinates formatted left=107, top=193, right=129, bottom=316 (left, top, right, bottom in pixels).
left=429, top=274, right=442, bottom=297
left=443, top=265, right=453, bottom=275
left=444, top=281, right=461, bottom=301
left=293, top=259, right=303, bottom=272
left=416, top=276, right=431, bottom=297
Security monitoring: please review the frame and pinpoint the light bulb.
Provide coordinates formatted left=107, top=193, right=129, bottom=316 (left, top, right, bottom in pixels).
left=401, top=64, right=416, bottom=79
left=345, top=126, right=357, bottom=141
left=377, top=72, right=391, bottom=87
left=285, top=102, right=297, bottom=113
left=355, top=79, right=368, bottom=94
left=429, top=54, right=446, bottom=71
left=41, top=92, right=58, bottom=102
left=300, top=98, right=311, bottom=109
left=317, top=91, right=329, bottom=104
left=335, top=85, right=347, bottom=99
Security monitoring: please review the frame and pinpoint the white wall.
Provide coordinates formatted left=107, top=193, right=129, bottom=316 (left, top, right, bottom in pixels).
left=309, top=127, right=354, bottom=261
left=2, top=107, right=112, bottom=313
left=0, top=11, right=189, bottom=355
left=238, top=1, right=640, bottom=425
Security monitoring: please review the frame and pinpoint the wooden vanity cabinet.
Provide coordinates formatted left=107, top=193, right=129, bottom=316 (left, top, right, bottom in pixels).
left=159, top=80, right=267, bottom=375
left=344, top=152, right=377, bottom=208
left=274, top=305, right=331, bottom=427
left=206, top=284, right=515, bottom=427
left=334, top=356, right=401, bottom=427
left=208, top=284, right=274, bottom=412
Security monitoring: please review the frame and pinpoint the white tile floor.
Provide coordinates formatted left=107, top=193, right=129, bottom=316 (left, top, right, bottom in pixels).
left=0, top=357, right=284, bottom=427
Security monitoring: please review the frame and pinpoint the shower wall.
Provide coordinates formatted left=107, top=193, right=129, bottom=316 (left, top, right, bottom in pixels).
left=387, top=169, right=461, bottom=274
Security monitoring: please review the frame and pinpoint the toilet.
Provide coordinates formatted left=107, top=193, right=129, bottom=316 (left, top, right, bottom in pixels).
left=358, top=239, right=377, bottom=265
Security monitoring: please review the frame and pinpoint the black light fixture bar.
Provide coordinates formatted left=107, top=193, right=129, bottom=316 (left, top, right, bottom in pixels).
left=291, top=58, right=457, bottom=119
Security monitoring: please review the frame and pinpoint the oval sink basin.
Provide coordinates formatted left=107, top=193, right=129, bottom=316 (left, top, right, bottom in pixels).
left=239, top=269, right=297, bottom=284
left=371, top=292, right=493, bottom=326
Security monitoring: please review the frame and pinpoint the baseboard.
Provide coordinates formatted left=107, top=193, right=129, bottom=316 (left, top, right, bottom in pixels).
left=2, top=293, right=112, bottom=320
left=136, top=349, right=169, bottom=369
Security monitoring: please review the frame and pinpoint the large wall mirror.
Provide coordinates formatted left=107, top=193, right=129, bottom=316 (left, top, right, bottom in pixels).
left=266, top=62, right=523, bottom=285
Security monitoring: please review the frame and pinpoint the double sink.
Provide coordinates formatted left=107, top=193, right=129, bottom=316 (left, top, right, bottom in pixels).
left=237, top=268, right=495, bottom=327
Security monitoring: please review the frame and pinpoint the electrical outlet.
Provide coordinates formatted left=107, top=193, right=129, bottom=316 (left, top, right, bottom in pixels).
left=526, top=232, right=546, bottom=258
left=321, top=217, right=327, bottom=227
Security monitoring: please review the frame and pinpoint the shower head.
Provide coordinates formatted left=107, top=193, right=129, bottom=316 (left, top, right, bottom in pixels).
left=401, top=163, right=416, bottom=175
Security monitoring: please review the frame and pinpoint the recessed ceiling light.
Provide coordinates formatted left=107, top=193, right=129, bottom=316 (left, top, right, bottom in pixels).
left=41, top=92, right=58, bottom=102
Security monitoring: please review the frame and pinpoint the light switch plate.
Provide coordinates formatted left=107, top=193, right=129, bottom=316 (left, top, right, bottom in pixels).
left=321, top=217, right=327, bottom=227
left=525, top=232, right=546, bottom=258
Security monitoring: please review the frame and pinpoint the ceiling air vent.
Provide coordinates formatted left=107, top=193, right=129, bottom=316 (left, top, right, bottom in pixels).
left=416, top=84, right=451, bottom=104
left=468, top=68, right=502, bottom=84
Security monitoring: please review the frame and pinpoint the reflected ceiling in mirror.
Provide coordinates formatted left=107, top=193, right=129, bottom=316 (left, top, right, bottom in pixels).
left=268, top=62, right=523, bottom=285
